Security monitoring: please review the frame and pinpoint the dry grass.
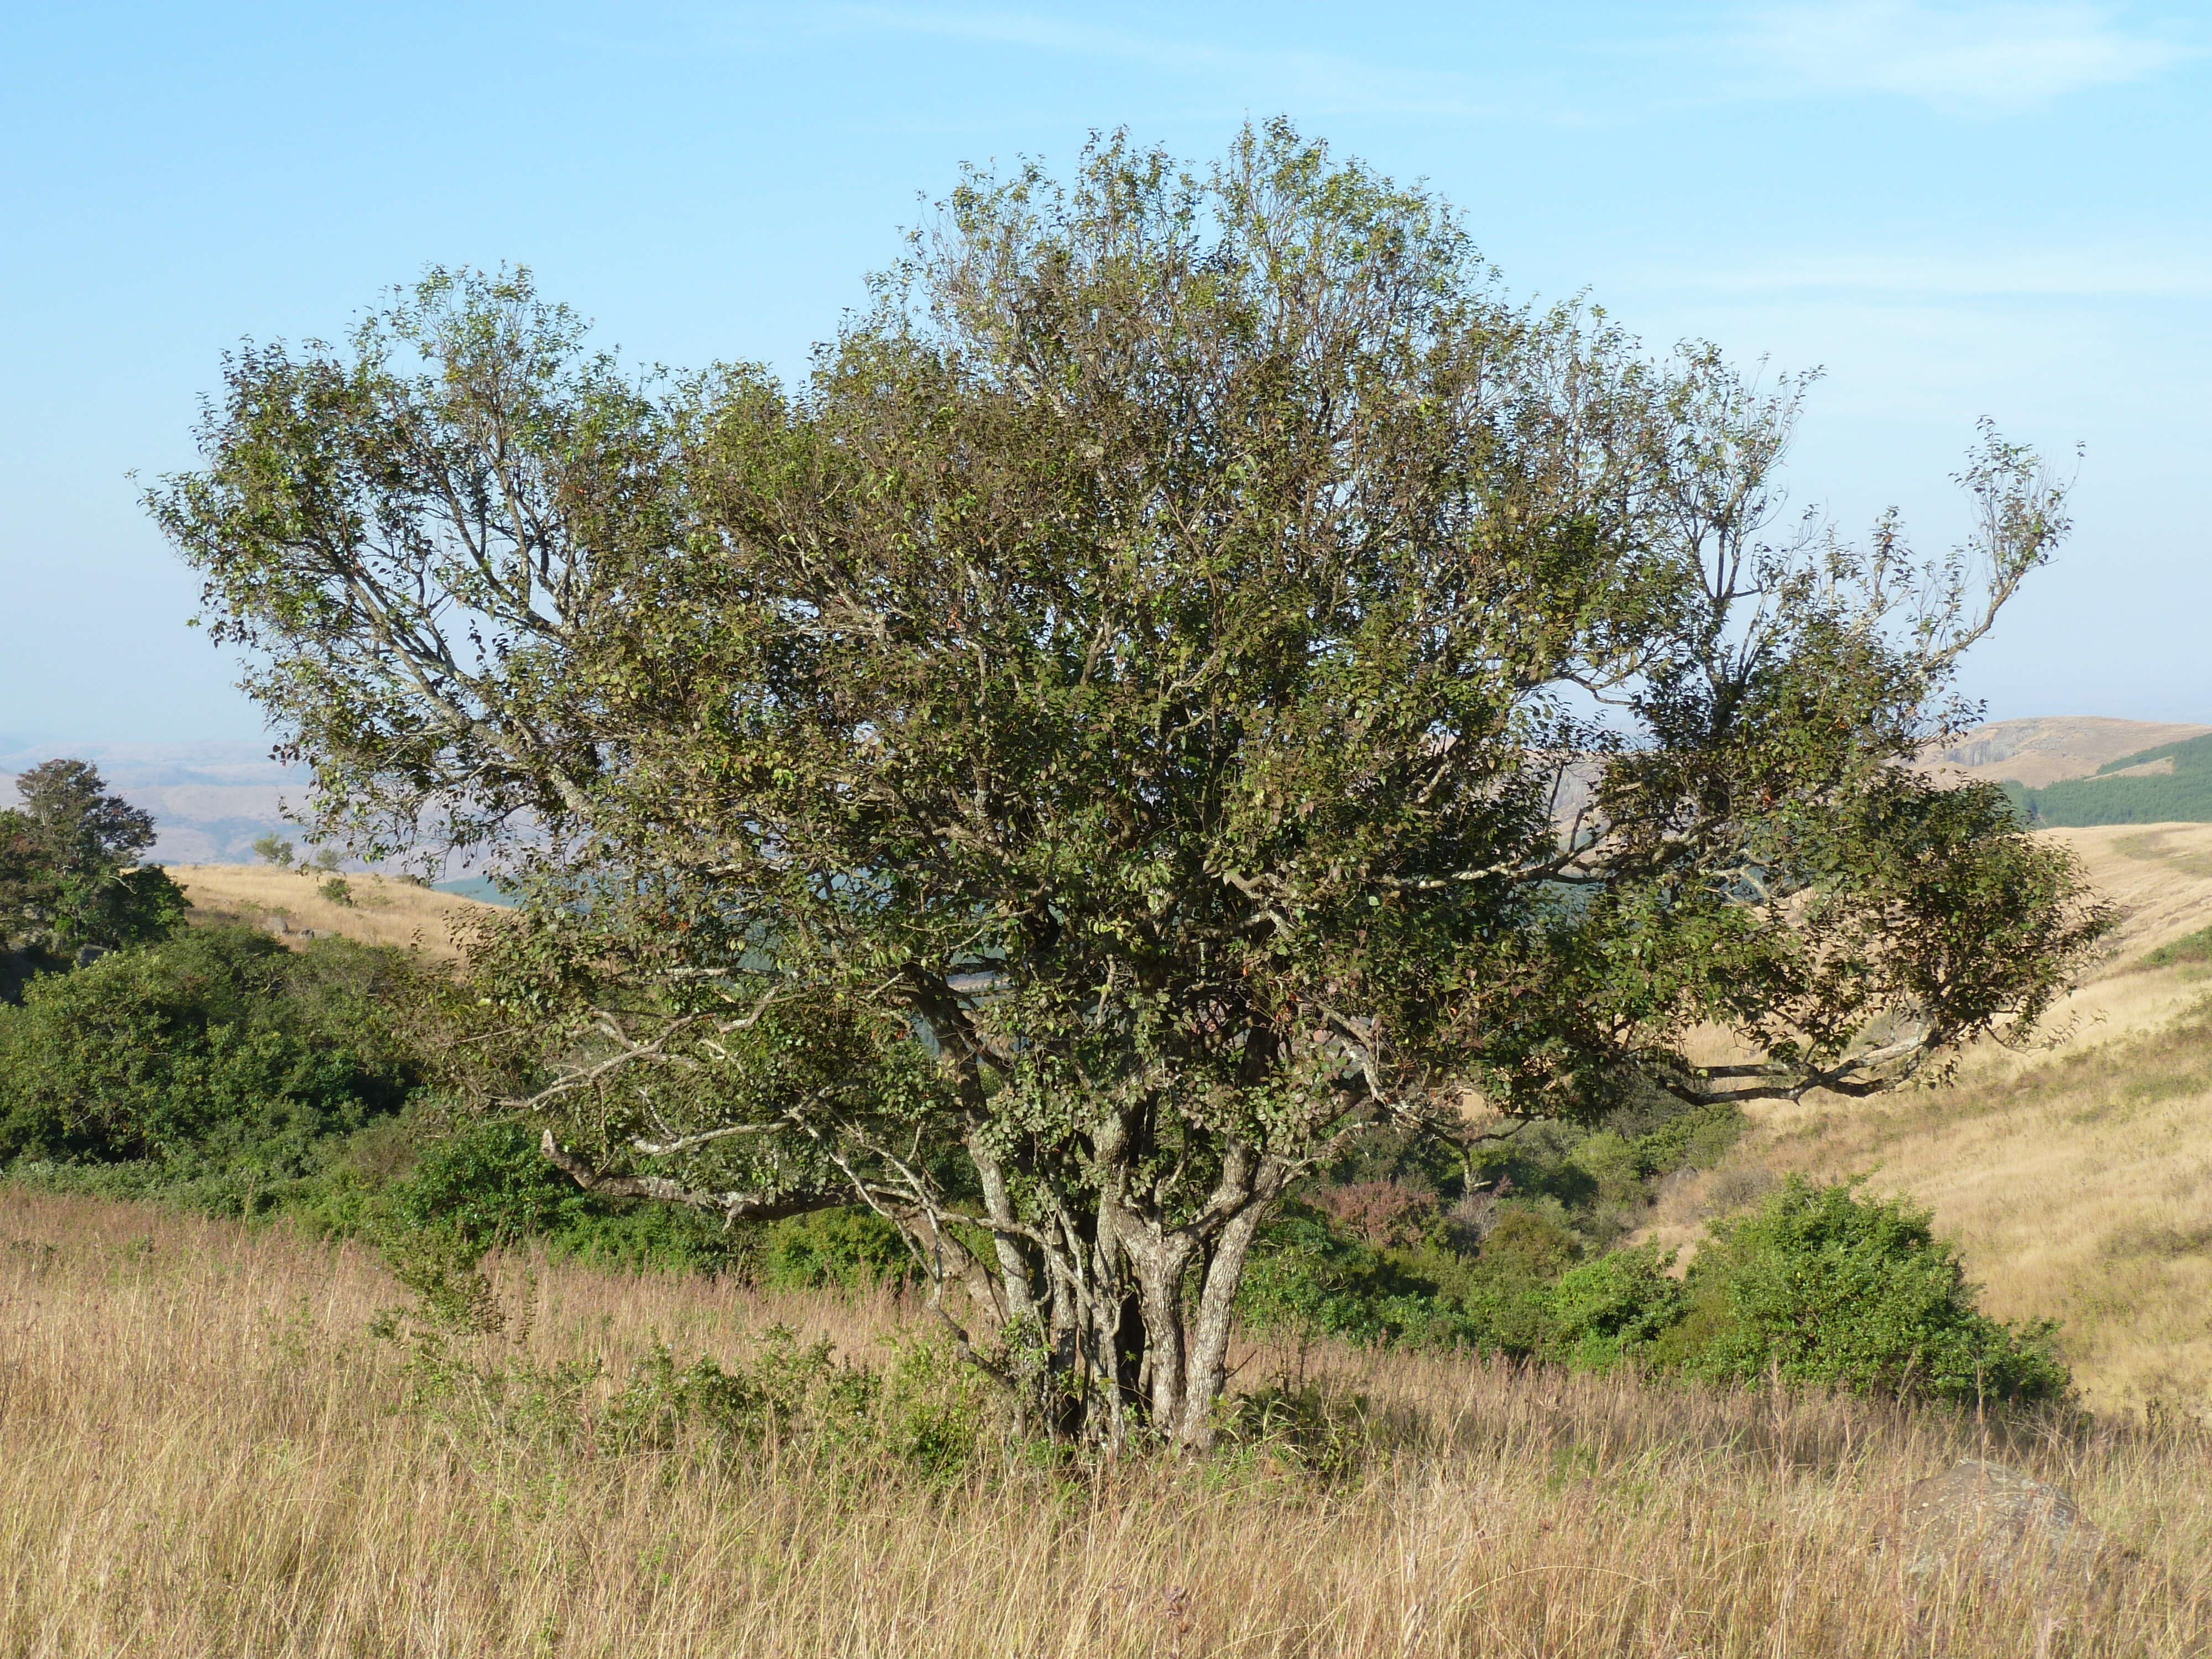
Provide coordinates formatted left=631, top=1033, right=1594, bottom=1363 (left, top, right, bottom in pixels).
left=1645, top=826, right=2212, bottom=1417
left=4, top=1192, right=2209, bottom=1657
left=1655, top=1006, right=2212, bottom=1420
left=166, top=863, right=500, bottom=963
left=17, top=826, right=2190, bottom=1652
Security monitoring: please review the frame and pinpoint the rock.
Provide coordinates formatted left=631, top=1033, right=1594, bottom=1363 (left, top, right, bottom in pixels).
left=1888, top=1459, right=2109, bottom=1588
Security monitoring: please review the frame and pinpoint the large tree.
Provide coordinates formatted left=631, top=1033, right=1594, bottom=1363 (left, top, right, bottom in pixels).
left=152, top=125, right=2108, bottom=1448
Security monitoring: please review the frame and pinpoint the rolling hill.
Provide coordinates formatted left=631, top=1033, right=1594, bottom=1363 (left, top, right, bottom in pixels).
left=2009, top=732, right=2212, bottom=826
left=1919, top=715, right=2212, bottom=788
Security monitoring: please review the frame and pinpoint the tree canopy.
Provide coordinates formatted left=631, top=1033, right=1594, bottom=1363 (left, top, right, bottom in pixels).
left=1, top=758, right=184, bottom=965
left=150, top=123, right=2110, bottom=1447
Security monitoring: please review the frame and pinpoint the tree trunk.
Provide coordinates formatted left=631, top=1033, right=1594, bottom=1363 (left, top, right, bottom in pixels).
left=1172, top=1198, right=1267, bottom=1449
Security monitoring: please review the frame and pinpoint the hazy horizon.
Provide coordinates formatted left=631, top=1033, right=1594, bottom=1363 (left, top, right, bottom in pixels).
left=7, top=2, right=2209, bottom=745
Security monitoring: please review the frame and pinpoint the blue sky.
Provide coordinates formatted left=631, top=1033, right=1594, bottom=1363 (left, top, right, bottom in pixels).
left=4, top=1, right=2207, bottom=744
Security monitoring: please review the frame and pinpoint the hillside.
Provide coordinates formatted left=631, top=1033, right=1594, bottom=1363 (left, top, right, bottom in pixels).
left=1919, top=715, right=2212, bottom=789
left=2011, top=733, right=2212, bottom=826
left=1645, top=822, right=2212, bottom=1414
left=5, top=1191, right=2205, bottom=1656
left=168, top=862, right=502, bottom=962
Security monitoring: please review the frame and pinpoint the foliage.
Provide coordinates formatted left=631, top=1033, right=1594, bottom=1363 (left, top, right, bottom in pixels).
left=1466, top=1177, right=2074, bottom=1406
left=152, top=124, right=2106, bottom=1446
left=2140, top=925, right=2212, bottom=971
left=1247, top=1164, right=2071, bottom=1411
left=1544, top=1245, right=1689, bottom=1370
left=2013, top=733, right=2212, bottom=826
left=392, top=1114, right=757, bottom=1275
left=1455, top=1205, right=1593, bottom=1352
left=758, top=1207, right=916, bottom=1291
left=252, top=833, right=296, bottom=869
left=0, top=925, right=419, bottom=1174
left=1237, top=1208, right=1484, bottom=1361
left=0, top=759, right=185, bottom=958
left=1665, top=1177, right=2071, bottom=1405
left=379, top=1269, right=1000, bottom=1481
left=1464, top=1095, right=1749, bottom=1249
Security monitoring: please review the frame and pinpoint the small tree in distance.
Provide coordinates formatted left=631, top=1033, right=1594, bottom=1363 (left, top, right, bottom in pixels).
left=251, top=833, right=295, bottom=869
left=152, top=123, right=2111, bottom=1448
left=1, top=759, right=184, bottom=957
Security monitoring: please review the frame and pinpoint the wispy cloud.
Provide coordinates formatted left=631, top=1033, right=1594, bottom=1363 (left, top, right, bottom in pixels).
left=1738, top=2, right=2190, bottom=112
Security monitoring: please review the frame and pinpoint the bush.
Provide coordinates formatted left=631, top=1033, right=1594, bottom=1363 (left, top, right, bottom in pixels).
left=2138, top=925, right=2212, bottom=971
left=0, top=926, right=419, bottom=1176
left=1254, top=1170, right=2074, bottom=1411
left=1447, top=1204, right=1586, bottom=1354
left=1544, top=1244, right=1687, bottom=1370
left=386, top=1302, right=998, bottom=1482
left=388, top=1115, right=757, bottom=1276
left=1665, top=1178, right=2070, bottom=1406
left=758, top=1207, right=914, bottom=1291
left=1238, top=1209, right=1480, bottom=1359
left=393, top=1115, right=591, bottom=1249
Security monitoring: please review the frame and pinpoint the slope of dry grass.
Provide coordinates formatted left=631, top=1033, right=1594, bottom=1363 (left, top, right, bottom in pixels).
left=1645, top=825, right=2212, bottom=1417
left=4, top=1191, right=2208, bottom=1657
left=166, top=862, right=500, bottom=962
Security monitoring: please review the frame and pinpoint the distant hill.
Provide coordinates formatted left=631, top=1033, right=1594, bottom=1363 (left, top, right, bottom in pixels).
left=0, top=740, right=521, bottom=880
left=0, top=739, right=301, bottom=864
left=1921, top=717, right=2212, bottom=789
left=2010, top=732, right=2212, bottom=826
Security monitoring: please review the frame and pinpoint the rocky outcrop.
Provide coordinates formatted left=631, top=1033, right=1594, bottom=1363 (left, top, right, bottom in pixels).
left=1887, top=1459, right=2112, bottom=1588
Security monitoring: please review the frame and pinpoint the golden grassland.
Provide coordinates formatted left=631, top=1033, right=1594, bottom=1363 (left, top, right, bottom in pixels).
left=6, top=823, right=2183, bottom=1652
left=1647, top=823, right=2212, bottom=1417
left=5, top=1191, right=2210, bottom=1658
left=166, top=863, right=500, bottom=963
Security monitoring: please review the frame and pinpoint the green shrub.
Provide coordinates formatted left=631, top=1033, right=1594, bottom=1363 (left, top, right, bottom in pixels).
left=0, top=926, right=419, bottom=1175
left=1665, top=1178, right=2070, bottom=1406
left=2139, top=925, right=2212, bottom=971
left=1448, top=1204, right=1586, bottom=1354
left=1543, top=1244, right=1687, bottom=1370
left=1239, top=1211, right=1458, bottom=1351
left=390, top=1115, right=757, bottom=1275
left=389, top=1310, right=997, bottom=1481
left=758, top=1207, right=914, bottom=1291
left=393, top=1115, right=590, bottom=1249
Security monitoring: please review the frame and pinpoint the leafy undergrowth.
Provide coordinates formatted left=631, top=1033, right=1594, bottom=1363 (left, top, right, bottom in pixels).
left=2137, top=925, right=2212, bottom=971
left=1, top=1190, right=2204, bottom=1657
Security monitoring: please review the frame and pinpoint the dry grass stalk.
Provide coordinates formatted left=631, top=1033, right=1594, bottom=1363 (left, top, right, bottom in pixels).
left=4, top=1192, right=2207, bottom=1656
